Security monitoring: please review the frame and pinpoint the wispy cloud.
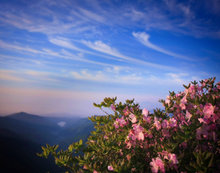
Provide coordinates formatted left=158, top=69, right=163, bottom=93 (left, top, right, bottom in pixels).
left=71, top=70, right=105, bottom=82
left=0, top=40, right=120, bottom=68
left=0, top=0, right=219, bottom=38
left=25, top=70, right=58, bottom=82
left=82, top=40, right=177, bottom=70
left=0, top=40, right=44, bottom=54
left=70, top=69, right=142, bottom=84
left=0, top=70, right=26, bottom=82
left=77, top=7, right=106, bottom=23
left=49, top=37, right=123, bottom=62
left=49, top=37, right=84, bottom=52
left=132, top=32, right=194, bottom=61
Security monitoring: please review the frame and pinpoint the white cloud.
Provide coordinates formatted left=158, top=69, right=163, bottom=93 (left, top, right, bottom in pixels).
left=70, top=69, right=143, bottom=84
left=0, top=40, right=118, bottom=68
left=49, top=37, right=83, bottom=52
left=132, top=32, right=194, bottom=61
left=82, top=40, right=177, bottom=70
left=0, top=40, right=44, bottom=54
left=78, top=7, right=106, bottom=23
left=105, top=66, right=122, bottom=73
left=71, top=70, right=105, bottom=82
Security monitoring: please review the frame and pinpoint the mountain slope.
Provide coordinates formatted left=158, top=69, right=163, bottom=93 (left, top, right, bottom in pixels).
left=0, top=128, right=65, bottom=173
left=0, top=116, right=61, bottom=145
left=6, top=112, right=59, bottom=127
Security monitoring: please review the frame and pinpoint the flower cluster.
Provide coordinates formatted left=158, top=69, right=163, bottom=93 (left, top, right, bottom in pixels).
left=38, top=77, right=220, bottom=173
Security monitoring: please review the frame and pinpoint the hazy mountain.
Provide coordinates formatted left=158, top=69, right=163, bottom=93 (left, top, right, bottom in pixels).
left=0, top=128, right=65, bottom=173
left=0, top=112, right=96, bottom=172
left=45, top=116, right=81, bottom=128
left=0, top=115, right=61, bottom=145
left=6, top=112, right=60, bottom=127
left=57, top=118, right=94, bottom=149
left=58, top=118, right=93, bottom=137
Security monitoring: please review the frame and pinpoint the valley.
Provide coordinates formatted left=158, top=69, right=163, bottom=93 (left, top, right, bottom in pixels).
left=0, top=112, right=95, bottom=172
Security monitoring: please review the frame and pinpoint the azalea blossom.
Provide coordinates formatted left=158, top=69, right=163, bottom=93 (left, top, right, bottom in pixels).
left=168, top=153, right=178, bottom=164
left=203, top=103, right=214, bottom=119
left=114, top=116, right=128, bottom=128
left=129, top=113, right=137, bottom=123
left=150, top=157, right=165, bottom=173
left=169, top=118, right=177, bottom=128
left=110, top=104, right=116, bottom=111
left=161, top=119, right=168, bottom=128
left=143, top=108, right=151, bottom=123
left=185, top=110, right=192, bottom=122
left=154, top=117, right=161, bottom=130
left=108, top=166, right=114, bottom=171
left=197, top=124, right=209, bottom=138
left=123, top=106, right=130, bottom=116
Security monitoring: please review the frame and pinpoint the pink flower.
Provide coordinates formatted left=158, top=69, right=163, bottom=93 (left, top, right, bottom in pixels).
left=142, top=108, right=149, bottom=116
left=203, top=103, right=214, bottom=119
left=110, top=104, right=116, bottom=111
left=129, top=113, right=137, bottom=123
left=150, top=158, right=159, bottom=173
left=188, top=85, right=196, bottom=94
left=161, top=119, right=168, bottom=128
left=118, top=116, right=128, bottom=127
left=108, top=166, right=114, bottom=171
left=114, top=118, right=120, bottom=128
left=197, top=124, right=209, bottom=137
left=209, top=123, right=216, bottom=131
left=154, top=117, right=161, bottom=130
left=126, top=154, right=131, bottom=161
left=181, top=95, right=187, bottom=104
left=185, top=110, right=192, bottom=122
left=127, top=124, right=145, bottom=141
left=123, top=106, right=130, bottom=116
left=181, top=142, right=187, bottom=148
left=179, top=103, right=186, bottom=110
left=165, top=95, right=171, bottom=105
left=136, top=131, right=144, bottom=140
left=212, top=113, right=219, bottom=122
left=168, top=153, right=178, bottom=164
left=133, top=124, right=144, bottom=140
left=162, top=129, right=170, bottom=138
left=93, top=170, right=99, bottom=173
left=143, top=108, right=151, bottom=123
left=169, top=118, right=177, bottom=128
left=114, top=116, right=128, bottom=128
left=150, top=157, right=165, bottom=173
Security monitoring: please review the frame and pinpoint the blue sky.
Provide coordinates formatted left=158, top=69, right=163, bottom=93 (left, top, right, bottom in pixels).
left=0, top=0, right=219, bottom=116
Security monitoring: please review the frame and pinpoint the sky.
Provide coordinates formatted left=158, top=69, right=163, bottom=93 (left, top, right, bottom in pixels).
left=0, top=0, right=220, bottom=117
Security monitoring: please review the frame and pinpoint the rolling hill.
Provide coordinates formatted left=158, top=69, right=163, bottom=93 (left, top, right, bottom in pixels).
left=0, top=128, right=65, bottom=173
left=0, top=112, right=96, bottom=172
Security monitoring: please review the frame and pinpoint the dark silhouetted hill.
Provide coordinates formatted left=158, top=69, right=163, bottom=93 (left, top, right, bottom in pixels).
left=0, top=128, right=65, bottom=173
left=0, top=113, right=61, bottom=145
left=0, top=112, right=96, bottom=172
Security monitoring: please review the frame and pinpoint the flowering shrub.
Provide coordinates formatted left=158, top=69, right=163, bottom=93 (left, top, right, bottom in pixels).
left=38, top=77, right=220, bottom=173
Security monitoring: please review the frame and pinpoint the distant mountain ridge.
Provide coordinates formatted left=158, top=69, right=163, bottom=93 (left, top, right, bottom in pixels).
left=6, top=111, right=60, bottom=127
left=0, top=111, right=96, bottom=172
left=0, top=112, right=62, bottom=145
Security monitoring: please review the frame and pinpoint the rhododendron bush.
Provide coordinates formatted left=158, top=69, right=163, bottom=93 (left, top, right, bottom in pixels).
left=38, top=77, right=220, bottom=173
